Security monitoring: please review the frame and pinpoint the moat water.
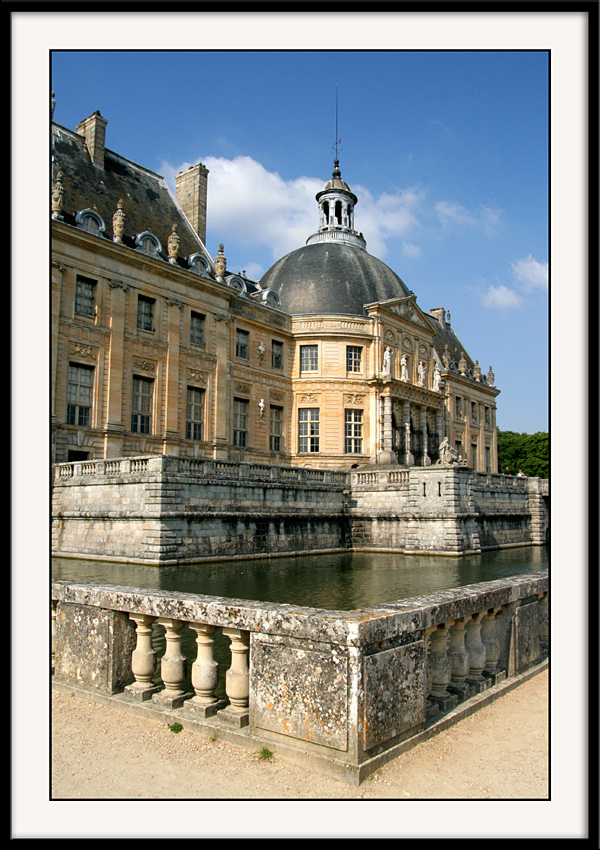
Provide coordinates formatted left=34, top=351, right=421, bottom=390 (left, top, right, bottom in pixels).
left=52, top=548, right=548, bottom=699
left=52, top=546, right=548, bottom=611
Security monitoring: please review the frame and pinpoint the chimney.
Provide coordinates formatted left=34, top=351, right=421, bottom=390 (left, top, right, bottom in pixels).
left=176, top=163, right=209, bottom=245
left=76, top=111, right=108, bottom=168
left=429, top=307, right=446, bottom=329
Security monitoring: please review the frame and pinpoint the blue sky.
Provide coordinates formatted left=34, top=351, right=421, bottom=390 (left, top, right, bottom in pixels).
left=51, top=49, right=549, bottom=433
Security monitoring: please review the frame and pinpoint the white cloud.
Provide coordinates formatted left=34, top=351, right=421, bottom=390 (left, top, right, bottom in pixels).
left=402, top=241, right=422, bottom=258
left=435, top=200, right=502, bottom=235
left=161, top=154, right=424, bottom=264
left=511, top=254, right=548, bottom=292
left=479, top=284, right=523, bottom=309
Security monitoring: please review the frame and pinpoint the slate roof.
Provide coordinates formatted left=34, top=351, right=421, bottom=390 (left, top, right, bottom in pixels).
left=51, top=123, right=209, bottom=270
left=260, top=241, right=411, bottom=317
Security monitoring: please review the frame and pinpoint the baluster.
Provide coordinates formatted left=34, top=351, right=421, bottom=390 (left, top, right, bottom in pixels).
left=465, top=612, right=491, bottom=692
left=428, top=622, right=458, bottom=712
left=152, top=618, right=193, bottom=708
left=482, top=607, right=505, bottom=684
left=447, top=617, right=475, bottom=702
left=218, top=628, right=250, bottom=727
left=184, top=623, right=227, bottom=717
left=124, top=614, right=161, bottom=701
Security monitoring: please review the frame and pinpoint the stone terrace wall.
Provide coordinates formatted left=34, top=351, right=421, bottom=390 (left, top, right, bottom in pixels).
left=52, top=457, right=549, bottom=562
left=52, top=456, right=349, bottom=563
left=349, top=466, right=549, bottom=555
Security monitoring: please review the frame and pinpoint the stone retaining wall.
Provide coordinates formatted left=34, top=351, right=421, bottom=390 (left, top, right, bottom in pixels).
left=52, top=456, right=549, bottom=562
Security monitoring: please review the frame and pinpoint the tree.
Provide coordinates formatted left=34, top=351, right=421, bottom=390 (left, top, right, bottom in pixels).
left=497, top=429, right=548, bottom=478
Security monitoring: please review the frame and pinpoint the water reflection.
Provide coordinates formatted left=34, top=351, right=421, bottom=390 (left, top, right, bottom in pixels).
left=52, top=547, right=548, bottom=612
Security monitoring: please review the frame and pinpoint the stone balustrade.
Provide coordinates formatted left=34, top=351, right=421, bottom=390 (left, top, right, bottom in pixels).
left=52, top=570, right=548, bottom=784
left=53, top=455, right=349, bottom=486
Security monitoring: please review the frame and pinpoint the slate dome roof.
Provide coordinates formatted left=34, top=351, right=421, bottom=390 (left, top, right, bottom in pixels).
left=259, top=241, right=411, bottom=317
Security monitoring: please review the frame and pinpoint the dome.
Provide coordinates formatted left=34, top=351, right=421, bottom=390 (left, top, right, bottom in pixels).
left=259, top=241, right=411, bottom=317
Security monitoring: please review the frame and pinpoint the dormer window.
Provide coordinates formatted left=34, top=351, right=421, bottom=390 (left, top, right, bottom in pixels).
left=226, top=275, right=247, bottom=295
left=75, top=209, right=105, bottom=236
left=135, top=231, right=162, bottom=257
left=187, top=253, right=210, bottom=276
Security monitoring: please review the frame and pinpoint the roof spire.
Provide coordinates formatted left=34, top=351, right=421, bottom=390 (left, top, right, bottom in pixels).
left=332, top=84, right=342, bottom=171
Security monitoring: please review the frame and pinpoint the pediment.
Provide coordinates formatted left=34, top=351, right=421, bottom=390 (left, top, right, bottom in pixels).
left=376, top=296, right=433, bottom=330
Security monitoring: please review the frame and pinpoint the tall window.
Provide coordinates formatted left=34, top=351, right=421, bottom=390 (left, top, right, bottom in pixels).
left=471, top=401, right=478, bottom=423
left=131, top=376, right=153, bottom=434
left=190, top=312, right=205, bottom=346
left=75, top=275, right=96, bottom=317
left=270, top=405, right=283, bottom=452
left=236, top=329, right=249, bottom=360
left=345, top=409, right=363, bottom=453
left=137, top=295, right=155, bottom=332
left=272, top=340, right=283, bottom=370
left=455, top=396, right=463, bottom=419
left=233, top=398, right=249, bottom=447
left=66, top=363, right=94, bottom=426
left=300, top=345, right=318, bottom=372
left=485, top=406, right=491, bottom=427
left=346, top=345, right=362, bottom=373
left=298, top=408, right=319, bottom=453
left=186, top=387, right=205, bottom=440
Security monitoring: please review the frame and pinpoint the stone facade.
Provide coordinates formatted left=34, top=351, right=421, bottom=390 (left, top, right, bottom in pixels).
left=51, top=107, right=502, bottom=473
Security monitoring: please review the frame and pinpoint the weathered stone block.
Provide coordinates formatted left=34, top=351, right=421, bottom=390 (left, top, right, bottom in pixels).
left=55, top=601, right=135, bottom=693
left=514, top=600, right=541, bottom=671
left=251, top=637, right=349, bottom=751
left=362, top=639, right=426, bottom=750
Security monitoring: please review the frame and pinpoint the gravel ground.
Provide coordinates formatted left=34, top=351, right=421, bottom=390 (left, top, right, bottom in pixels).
left=51, top=669, right=548, bottom=802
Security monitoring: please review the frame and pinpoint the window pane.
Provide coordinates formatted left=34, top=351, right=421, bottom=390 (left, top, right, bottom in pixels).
left=345, top=409, right=363, bottom=453
left=300, top=345, right=318, bottom=371
left=132, top=376, right=153, bottom=433
left=67, top=363, right=94, bottom=428
left=272, top=341, right=283, bottom=369
left=298, top=408, right=319, bottom=452
left=346, top=346, right=362, bottom=372
left=190, top=313, right=205, bottom=346
left=236, top=330, right=249, bottom=359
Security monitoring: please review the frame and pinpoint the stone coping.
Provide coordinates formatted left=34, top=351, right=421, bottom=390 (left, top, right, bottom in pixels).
left=52, top=570, right=548, bottom=647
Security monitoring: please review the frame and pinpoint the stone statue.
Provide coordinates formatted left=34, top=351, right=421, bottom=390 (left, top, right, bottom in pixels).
left=474, top=360, right=482, bottom=381
left=167, top=224, right=180, bottom=264
left=487, top=365, right=495, bottom=387
left=112, top=198, right=126, bottom=244
left=437, top=436, right=459, bottom=465
left=433, top=362, right=441, bottom=391
left=417, top=360, right=426, bottom=386
left=442, top=345, right=451, bottom=369
left=52, top=171, right=65, bottom=220
left=215, top=243, right=226, bottom=280
left=382, top=347, right=392, bottom=375
left=258, top=398, right=265, bottom=419
left=400, top=354, right=409, bottom=382
left=459, top=352, right=468, bottom=376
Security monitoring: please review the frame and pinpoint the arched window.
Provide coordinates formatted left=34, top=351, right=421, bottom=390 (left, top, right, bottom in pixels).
left=187, top=253, right=210, bottom=276
left=75, top=209, right=105, bottom=236
left=135, top=231, right=162, bottom=257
